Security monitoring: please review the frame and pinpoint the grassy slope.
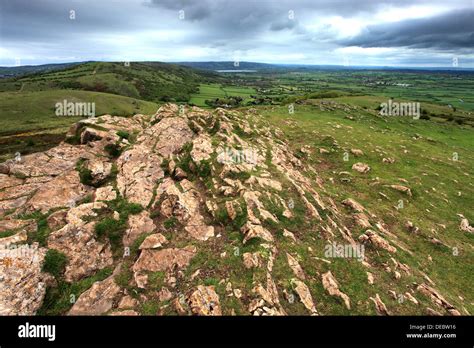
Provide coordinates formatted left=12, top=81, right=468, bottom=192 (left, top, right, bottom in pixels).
left=255, top=102, right=473, bottom=314
left=0, top=61, right=219, bottom=103
left=0, top=90, right=158, bottom=161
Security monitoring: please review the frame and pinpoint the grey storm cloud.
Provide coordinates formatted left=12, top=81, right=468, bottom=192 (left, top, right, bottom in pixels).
left=341, top=9, right=474, bottom=50
left=0, top=0, right=473, bottom=66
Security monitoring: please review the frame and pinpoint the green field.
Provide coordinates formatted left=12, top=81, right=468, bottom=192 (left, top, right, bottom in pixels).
left=0, top=90, right=158, bottom=161
left=189, top=83, right=256, bottom=107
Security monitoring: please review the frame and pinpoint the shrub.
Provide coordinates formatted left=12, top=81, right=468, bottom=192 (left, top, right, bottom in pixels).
left=116, top=130, right=130, bottom=140
left=42, top=249, right=68, bottom=279
left=104, top=143, right=122, bottom=158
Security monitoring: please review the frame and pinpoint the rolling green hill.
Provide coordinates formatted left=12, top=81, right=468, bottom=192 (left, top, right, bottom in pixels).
left=0, top=61, right=223, bottom=161
left=0, top=90, right=159, bottom=161
left=0, top=61, right=221, bottom=102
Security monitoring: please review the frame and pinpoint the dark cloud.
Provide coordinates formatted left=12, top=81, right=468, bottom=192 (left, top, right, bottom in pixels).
left=0, top=0, right=472, bottom=66
left=270, top=19, right=298, bottom=31
left=340, top=9, right=474, bottom=50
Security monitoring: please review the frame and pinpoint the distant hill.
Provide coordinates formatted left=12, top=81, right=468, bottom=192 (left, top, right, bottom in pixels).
left=177, top=61, right=277, bottom=71
left=0, top=61, right=222, bottom=102
left=0, top=62, right=81, bottom=78
left=177, top=61, right=474, bottom=74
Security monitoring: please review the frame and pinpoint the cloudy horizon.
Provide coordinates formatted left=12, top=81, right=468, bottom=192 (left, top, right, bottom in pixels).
left=1, top=0, right=473, bottom=67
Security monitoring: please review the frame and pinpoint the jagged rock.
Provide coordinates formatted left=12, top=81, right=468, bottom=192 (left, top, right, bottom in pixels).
left=0, top=243, right=51, bottom=315
left=342, top=198, right=365, bottom=213
left=292, top=279, right=318, bottom=315
left=116, top=145, right=164, bottom=207
left=352, top=162, right=370, bottom=173
left=388, top=185, right=412, bottom=196
left=118, top=295, right=139, bottom=309
left=66, top=201, right=107, bottom=226
left=370, top=294, right=390, bottom=315
left=354, top=212, right=371, bottom=228
left=156, top=179, right=214, bottom=241
left=225, top=201, right=237, bottom=220
left=191, top=134, right=213, bottom=163
left=241, top=222, right=274, bottom=244
left=321, top=271, right=351, bottom=310
left=94, top=186, right=117, bottom=201
left=85, top=158, right=112, bottom=185
left=123, top=211, right=156, bottom=247
left=367, top=272, right=374, bottom=285
left=283, top=229, right=297, bottom=243
left=359, top=230, right=397, bottom=253
left=242, top=252, right=262, bottom=269
left=80, top=127, right=115, bottom=144
left=133, top=246, right=196, bottom=287
left=0, top=218, right=36, bottom=234
left=174, top=167, right=187, bottom=180
left=139, top=233, right=167, bottom=249
left=26, top=170, right=92, bottom=213
left=48, top=222, right=113, bottom=282
left=382, top=157, right=395, bottom=164
left=404, top=292, right=419, bottom=305
left=68, top=275, right=121, bottom=315
left=46, top=209, right=68, bottom=231
left=286, top=253, right=306, bottom=280
left=188, top=285, right=221, bottom=316
left=416, top=283, right=461, bottom=316
left=157, top=287, right=173, bottom=302
left=458, top=215, right=474, bottom=233
left=148, top=116, right=194, bottom=157
left=350, top=149, right=364, bottom=156
left=251, top=273, right=286, bottom=316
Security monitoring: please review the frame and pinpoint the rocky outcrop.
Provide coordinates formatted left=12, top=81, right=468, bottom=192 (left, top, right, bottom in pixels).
left=47, top=222, right=113, bottom=282
left=0, top=243, right=51, bottom=315
left=188, top=285, right=222, bottom=316
left=0, top=103, right=466, bottom=317
left=321, top=271, right=351, bottom=310
left=68, top=275, right=122, bottom=315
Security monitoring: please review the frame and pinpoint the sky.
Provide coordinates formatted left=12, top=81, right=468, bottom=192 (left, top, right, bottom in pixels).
left=0, top=0, right=473, bottom=67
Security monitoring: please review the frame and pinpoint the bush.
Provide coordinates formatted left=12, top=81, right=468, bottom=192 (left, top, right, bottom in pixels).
left=104, top=143, right=122, bottom=158
left=116, top=130, right=130, bottom=140
left=42, top=249, right=68, bottom=279
left=76, top=161, right=94, bottom=186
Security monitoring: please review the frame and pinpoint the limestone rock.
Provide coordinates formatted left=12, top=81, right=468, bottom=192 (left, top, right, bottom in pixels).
left=286, top=253, right=306, bottom=280
left=359, top=230, right=397, bottom=253
left=48, top=222, right=113, bottom=282
left=321, top=271, right=351, bottom=310
left=68, top=276, right=122, bottom=315
left=123, top=211, right=156, bottom=247
left=292, top=279, right=318, bottom=315
left=188, top=285, right=222, bottom=316
left=0, top=243, right=51, bottom=315
left=139, top=233, right=167, bottom=249
left=352, top=162, right=370, bottom=174
left=370, top=293, right=390, bottom=315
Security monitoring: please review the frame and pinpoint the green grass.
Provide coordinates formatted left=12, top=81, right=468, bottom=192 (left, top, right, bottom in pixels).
left=189, top=83, right=256, bottom=107
left=42, top=249, right=68, bottom=279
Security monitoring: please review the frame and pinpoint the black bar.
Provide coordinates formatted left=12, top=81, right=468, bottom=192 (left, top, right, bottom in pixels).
left=0, top=316, right=472, bottom=346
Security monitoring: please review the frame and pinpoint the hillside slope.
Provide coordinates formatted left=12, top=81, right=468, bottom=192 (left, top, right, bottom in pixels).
left=0, top=103, right=472, bottom=316
left=0, top=61, right=220, bottom=102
